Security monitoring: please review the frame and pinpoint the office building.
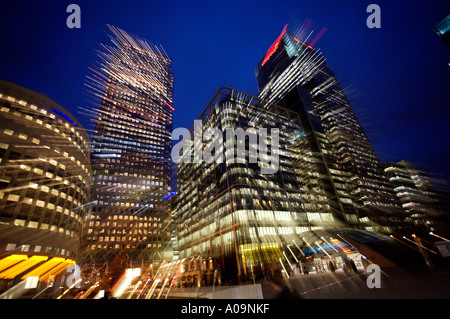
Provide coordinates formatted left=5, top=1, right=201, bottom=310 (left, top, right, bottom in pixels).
left=384, top=160, right=450, bottom=236
left=173, top=21, right=412, bottom=283
left=82, top=26, right=174, bottom=264
left=254, top=22, right=406, bottom=234
left=0, top=79, right=91, bottom=291
left=173, top=20, right=440, bottom=283
left=175, top=87, right=348, bottom=283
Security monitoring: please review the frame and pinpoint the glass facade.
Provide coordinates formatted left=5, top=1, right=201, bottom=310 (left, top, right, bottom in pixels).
left=175, top=88, right=344, bottom=282
left=82, top=26, right=174, bottom=264
left=171, top=20, right=448, bottom=286
left=255, top=24, right=405, bottom=234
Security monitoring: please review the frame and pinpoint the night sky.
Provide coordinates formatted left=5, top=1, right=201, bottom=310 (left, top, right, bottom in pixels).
left=1, top=1, right=449, bottom=191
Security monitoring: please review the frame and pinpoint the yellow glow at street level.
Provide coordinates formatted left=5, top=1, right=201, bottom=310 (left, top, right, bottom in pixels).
left=0, top=255, right=28, bottom=273
left=239, top=243, right=281, bottom=252
left=21, top=257, right=65, bottom=280
left=0, top=256, right=48, bottom=279
left=40, top=260, right=75, bottom=282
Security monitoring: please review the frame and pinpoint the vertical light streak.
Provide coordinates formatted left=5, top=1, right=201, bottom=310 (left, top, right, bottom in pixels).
left=292, top=239, right=305, bottom=256
left=287, top=245, right=299, bottom=263
left=430, top=232, right=450, bottom=242
left=282, top=251, right=293, bottom=270
left=278, top=258, right=289, bottom=278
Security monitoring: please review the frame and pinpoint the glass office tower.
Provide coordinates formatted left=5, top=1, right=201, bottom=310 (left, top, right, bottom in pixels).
left=254, top=22, right=406, bottom=235
left=82, top=26, right=174, bottom=264
left=175, top=87, right=350, bottom=283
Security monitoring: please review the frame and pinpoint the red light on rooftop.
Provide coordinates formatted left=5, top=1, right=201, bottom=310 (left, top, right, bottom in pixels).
left=261, top=24, right=288, bottom=66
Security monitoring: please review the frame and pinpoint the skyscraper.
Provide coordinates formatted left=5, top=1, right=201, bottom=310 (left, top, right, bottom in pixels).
left=172, top=20, right=443, bottom=284
left=255, top=21, right=406, bottom=235
left=82, top=26, right=174, bottom=264
left=175, top=87, right=340, bottom=283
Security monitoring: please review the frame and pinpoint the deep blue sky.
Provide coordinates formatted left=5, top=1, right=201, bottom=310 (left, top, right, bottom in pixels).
left=1, top=0, right=449, bottom=189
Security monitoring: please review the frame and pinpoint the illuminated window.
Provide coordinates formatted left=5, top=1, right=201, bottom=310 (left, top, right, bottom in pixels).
left=7, top=194, right=20, bottom=202
left=14, top=219, right=25, bottom=226
left=5, top=243, right=16, bottom=251
left=36, top=200, right=45, bottom=207
left=28, top=221, right=38, bottom=229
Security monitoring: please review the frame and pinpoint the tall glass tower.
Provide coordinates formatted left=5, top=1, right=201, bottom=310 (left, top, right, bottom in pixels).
left=255, top=22, right=407, bottom=235
left=82, top=26, right=174, bottom=264
left=175, top=87, right=339, bottom=284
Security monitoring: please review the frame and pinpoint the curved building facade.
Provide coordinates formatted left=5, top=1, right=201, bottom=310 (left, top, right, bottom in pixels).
left=0, top=79, right=92, bottom=265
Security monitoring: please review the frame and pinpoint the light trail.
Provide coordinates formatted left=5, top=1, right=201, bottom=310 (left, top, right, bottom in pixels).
left=279, top=258, right=289, bottom=278
left=287, top=245, right=299, bottom=263
left=430, top=232, right=450, bottom=242
left=292, top=239, right=305, bottom=256
left=56, top=278, right=82, bottom=299
left=403, top=236, right=438, bottom=255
